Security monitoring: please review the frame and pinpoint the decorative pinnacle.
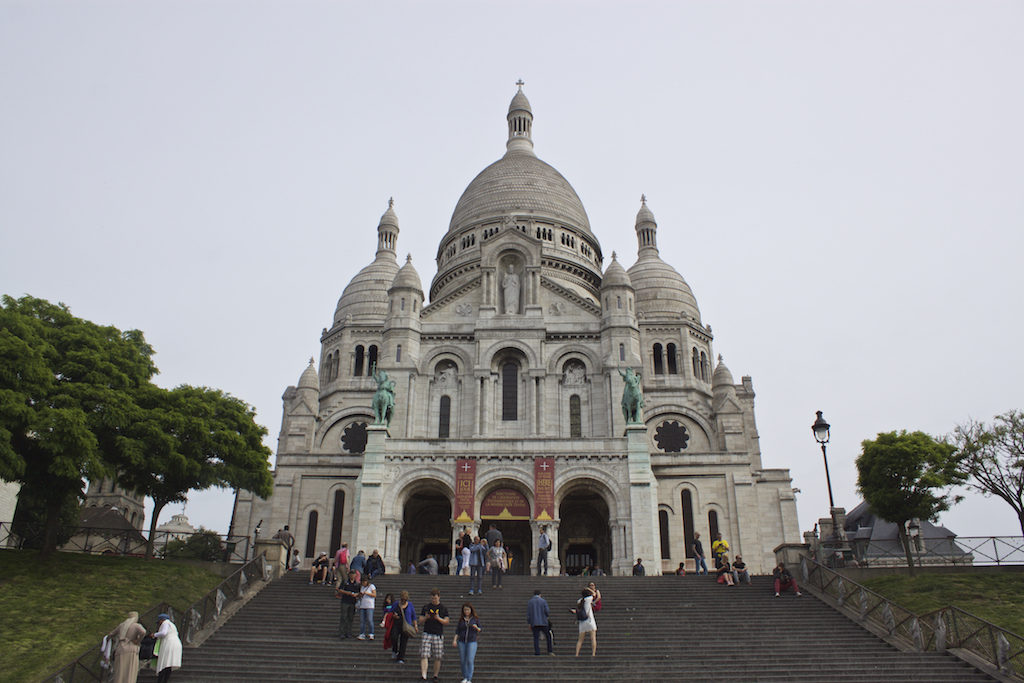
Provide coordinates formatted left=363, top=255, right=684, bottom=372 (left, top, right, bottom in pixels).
left=388, top=197, right=394, bottom=208
left=718, top=354, right=723, bottom=362
left=641, top=193, right=647, bottom=204
left=516, top=78, right=524, bottom=89
left=406, top=253, right=412, bottom=263
left=611, top=251, right=618, bottom=260
left=309, top=357, right=315, bottom=365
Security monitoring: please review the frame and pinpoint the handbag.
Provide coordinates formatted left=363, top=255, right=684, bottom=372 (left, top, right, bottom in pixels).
left=402, top=618, right=416, bottom=637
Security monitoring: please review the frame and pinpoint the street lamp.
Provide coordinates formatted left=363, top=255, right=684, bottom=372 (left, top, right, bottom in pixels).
left=811, top=410, right=835, bottom=509
left=812, top=410, right=848, bottom=566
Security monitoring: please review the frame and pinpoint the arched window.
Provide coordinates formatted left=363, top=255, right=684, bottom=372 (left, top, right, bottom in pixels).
left=569, top=394, right=582, bottom=438
left=368, top=345, right=379, bottom=373
left=667, top=343, right=678, bottom=374
left=396, top=344, right=402, bottom=363
left=681, top=490, right=696, bottom=558
left=619, top=344, right=625, bottom=361
left=653, top=343, right=664, bottom=375
left=659, top=510, right=671, bottom=559
left=439, top=396, right=451, bottom=438
left=354, top=346, right=365, bottom=377
left=329, top=491, right=345, bottom=557
left=692, top=347, right=699, bottom=378
left=305, top=510, right=319, bottom=558
left=616, top=295, right=622, bottom=309
left=708, top=509, right=719, bottom=540
left=700, top=351, right=709, bottom=381
left=332, top=353, right=339, bottom=381
left=502, top=361, right=518, bottom=421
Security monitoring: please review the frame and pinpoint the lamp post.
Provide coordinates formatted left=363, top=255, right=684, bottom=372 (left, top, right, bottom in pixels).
left=812, top=410, right=848, bottom=566
left=811, top=411, right=835, bottom=509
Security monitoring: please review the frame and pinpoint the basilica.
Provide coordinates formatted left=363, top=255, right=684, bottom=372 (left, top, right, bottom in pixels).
left=230, top=85, right=800, bottom=575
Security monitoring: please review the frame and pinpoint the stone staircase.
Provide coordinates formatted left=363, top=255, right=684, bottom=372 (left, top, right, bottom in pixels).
left=158, top=571, right=995, bottom=682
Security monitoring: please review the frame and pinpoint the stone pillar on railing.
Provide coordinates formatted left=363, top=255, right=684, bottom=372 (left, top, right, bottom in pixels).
left=773, top=542, right=811, bottom=569
left=255, top=539, right=288, bottom=578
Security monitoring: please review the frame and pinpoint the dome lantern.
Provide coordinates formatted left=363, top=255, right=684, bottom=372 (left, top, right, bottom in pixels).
left=506, top=80, right=534, bottom=154
left=377, top=197, right=400, bottom=256
left=635, top=194, right=659, bottom=257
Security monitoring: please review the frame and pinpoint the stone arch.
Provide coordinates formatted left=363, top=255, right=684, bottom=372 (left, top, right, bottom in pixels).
left=387, top=472, right=457, bottom=573
left=481, top=339, right=539, bottom=370
left=317, top=408, right=373, bottom=451
left=383, top=469, right=456, bottom=521
left=556, top=474, right=619, bottom=575
left=554, top=471, right=627, bottom=518
left=545, top=344, right=601, bottom=375
left=645, top=404, right=714, bottom=448
left=419, top=345, right=474, bottom=376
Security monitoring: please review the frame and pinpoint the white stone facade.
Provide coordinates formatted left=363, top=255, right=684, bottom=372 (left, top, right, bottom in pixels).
left=231, top=86, right=800, bottom=575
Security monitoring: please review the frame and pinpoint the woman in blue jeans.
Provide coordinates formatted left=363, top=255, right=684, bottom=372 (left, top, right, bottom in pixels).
left=452, top=603, right=481, bottom=683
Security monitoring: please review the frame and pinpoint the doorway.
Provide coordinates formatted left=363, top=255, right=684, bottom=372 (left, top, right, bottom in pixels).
left=401, top=490, right=452, bottom=574
left=558, top=488, right=612, bottom=575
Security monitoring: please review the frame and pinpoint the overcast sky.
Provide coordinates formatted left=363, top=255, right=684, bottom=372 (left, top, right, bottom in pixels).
left=2, top=1, right=1022, bottom=539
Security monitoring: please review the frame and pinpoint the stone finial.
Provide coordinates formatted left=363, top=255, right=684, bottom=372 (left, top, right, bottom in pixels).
left=309, top=357, right=315, bottom=365
left=388, top=197, right=394, bottom=208
left=718, top=354, right=723, bottom=362
left=516, top=78, right=525, bottom=89
left=611, top=251, right=617, bottom=260
left=406, top=253, right=412, bottom=263
left=641, top=193, right=647, bottom=204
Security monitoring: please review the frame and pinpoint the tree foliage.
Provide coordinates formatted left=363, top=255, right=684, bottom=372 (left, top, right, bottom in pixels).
left=856, top=430, right=964, bottom=574
left=0, top=295, right=155, bottom=555
left=114, top=384, right=273, bottom=558
left=163, top=527, right=224, bottom=562
left=952, top=410, right=1024, bottom=536
left=0, top=295, right=274, bottom=558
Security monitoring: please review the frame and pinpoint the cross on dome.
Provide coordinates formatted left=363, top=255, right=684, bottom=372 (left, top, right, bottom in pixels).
left=516, top=78, right=525, bottom=89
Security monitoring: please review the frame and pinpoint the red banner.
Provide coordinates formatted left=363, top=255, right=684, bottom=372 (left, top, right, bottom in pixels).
left=454, top=459, right=476, bottom=523
left=534, top=457, right=555, bottom=520
left=480, top=488, right=531, bottom=520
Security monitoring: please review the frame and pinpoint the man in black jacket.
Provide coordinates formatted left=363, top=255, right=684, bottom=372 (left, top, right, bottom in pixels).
left=335, top=571, right=360, bottom=638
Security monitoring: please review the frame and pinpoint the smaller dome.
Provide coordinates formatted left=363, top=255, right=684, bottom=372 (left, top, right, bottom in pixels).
left=601, top=252, right=633, bottom=290
left=627, top=256, right=700, bottom=321
left=379, top=198, right=399, bottom=229
left=391, top=254, right=423, bottom=293
left=636, top=195, right=656, bottom=228
left=712, top=355, right=735, bottom=388
left=298, top=358, right=319, bottom=390
left=509, top=87, right=532, bottom=115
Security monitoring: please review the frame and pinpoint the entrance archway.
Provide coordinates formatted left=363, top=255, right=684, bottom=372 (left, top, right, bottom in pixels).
left=401, top=489, right=452, bottom=574
left=558, top=487, right=612, bottom=575
left=479, top=487, right=532, bottom=575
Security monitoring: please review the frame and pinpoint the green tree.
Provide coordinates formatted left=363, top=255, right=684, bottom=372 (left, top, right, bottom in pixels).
left=0, top=295, right=156, bottom=556
left=856, top=430, right=964, bottom=575
left=952, top=410, right=1024, bottom=536
left=11, top=482, right=81, bottom=549
left=163, top=527, right=224, bottom=561
left=115, top=384, right=273, bottom=558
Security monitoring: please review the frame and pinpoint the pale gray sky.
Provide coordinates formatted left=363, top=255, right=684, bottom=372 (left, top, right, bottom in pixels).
left=2, top=1, right=1022, bottom=538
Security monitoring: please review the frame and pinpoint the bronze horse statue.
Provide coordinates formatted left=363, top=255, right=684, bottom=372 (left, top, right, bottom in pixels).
left=618, top=367, right=644, bottom=424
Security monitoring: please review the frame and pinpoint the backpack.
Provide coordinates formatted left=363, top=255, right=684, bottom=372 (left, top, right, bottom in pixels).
left=576, top=600, right=588, bottom=621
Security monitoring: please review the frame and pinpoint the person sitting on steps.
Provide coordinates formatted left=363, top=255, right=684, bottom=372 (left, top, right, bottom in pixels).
left=773, top=562, right=802, bottom=597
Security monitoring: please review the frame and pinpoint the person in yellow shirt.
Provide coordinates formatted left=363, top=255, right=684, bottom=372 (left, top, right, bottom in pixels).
left=711, top=533, right=730, bottom=569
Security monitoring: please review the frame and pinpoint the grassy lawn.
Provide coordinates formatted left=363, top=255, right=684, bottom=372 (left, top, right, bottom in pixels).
left=0, top=549, right=223, bottom=682
left=860, top=572, right=1024, bottom=637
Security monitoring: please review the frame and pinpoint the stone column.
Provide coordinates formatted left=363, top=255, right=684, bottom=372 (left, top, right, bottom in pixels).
left=383, top=519, right=403, bottom=572
left=609, top=517, right=630, bottom=576
left=532, top=373, right=545, bottom=436
left=351, top=425, right=389, bottom=558
left=405, top=373, right=416, bottom=437
left=254, top=539, right=288, bottom=579
left=625, top=424, right=661, bottom=574
left=529, top=519, right=560, bottom=576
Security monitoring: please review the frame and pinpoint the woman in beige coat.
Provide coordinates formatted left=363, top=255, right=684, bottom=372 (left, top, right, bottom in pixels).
left=108, top=611, right=146, bottom=683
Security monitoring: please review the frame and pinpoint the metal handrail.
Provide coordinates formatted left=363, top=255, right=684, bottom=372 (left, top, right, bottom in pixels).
left=799, top=555, right=1024, bottom=679
left=0, top=521, right=252, bottom=563
left=842, top=535, right=1024, bottom=568
left=46, top=552, right=268, bottom=682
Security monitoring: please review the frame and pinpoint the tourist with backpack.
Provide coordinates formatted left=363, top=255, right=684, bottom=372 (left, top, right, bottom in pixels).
left=571, top=588, right=597, bottom=657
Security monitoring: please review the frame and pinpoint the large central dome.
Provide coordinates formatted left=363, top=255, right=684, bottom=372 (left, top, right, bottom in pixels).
left=448, top=152, right=592, bottom=235
left=446, top=85, right=592, bottom=237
